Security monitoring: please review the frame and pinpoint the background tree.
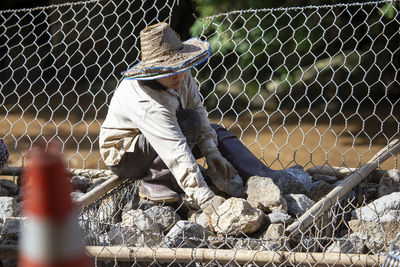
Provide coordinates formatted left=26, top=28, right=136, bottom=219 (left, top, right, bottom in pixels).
left=184, top=0, right=399, bottom=114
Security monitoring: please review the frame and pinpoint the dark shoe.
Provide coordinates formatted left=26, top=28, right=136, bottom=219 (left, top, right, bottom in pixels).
left=139, top=181, right=180, bottom=202
left=138, top=156, right=181, bottom=202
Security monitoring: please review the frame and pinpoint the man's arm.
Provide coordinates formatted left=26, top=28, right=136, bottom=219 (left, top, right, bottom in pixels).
left=185, top=73, right=237, bottom=180
left=135, top=102, right=215, bottom=206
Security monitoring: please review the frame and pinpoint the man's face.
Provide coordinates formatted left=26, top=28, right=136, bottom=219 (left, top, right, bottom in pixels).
left=156, top=71, right=186, bottom=90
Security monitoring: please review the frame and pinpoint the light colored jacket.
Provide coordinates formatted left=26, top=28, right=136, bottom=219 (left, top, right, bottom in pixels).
left=99, top=73, right=216, bottom=205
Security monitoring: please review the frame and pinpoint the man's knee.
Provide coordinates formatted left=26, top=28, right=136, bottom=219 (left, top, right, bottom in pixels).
left=109, top=150, right=155, bottom=179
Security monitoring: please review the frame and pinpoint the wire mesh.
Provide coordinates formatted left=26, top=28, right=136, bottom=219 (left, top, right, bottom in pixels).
left=78, top=172, right=399, bottom=266
left=0, top=0, right=177, bottom=171
left=0, top=0, right=400, bottom=266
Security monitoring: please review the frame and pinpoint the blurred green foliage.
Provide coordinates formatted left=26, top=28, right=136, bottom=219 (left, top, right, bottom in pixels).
left=380, top=2, right=397, bottom=18
left=188, top=0, right=400, bottom=112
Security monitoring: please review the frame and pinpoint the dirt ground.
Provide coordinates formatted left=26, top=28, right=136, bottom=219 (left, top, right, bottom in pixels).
left=1, top=107, right=398, bottom=173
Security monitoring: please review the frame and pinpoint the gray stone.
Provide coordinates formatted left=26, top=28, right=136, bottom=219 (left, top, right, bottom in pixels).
left=122, top=209, right=157, bottom=230
left=189, top=211, right=209, bottom=229
left=267, top=211, right=292, bottom=224
left=1, top=217, right=25, bottom=239
left=87, top=177, right=107, bottom=192
left=70, top=190, right=85, bottom=202
left=137, top=198, right=164, bottom=210
left=109, top=209, right=162, bottom=247
left=262, top=223, right=288, bottom=251
left=70, top=175, right=92, bottom=193
left=325, top=234, right=366, bottom=254
left=16, top=201, right=23, bottom=216
left=351, top=192, right=400, bottom=222
left=234, top=238, right=265, bottom=250
left=308, top=180, right=335, bottom=201
left=273, top=168, right=312, bottom=195
left=210, top=173, right=245, bottom=198
left=108, top=223, right=161, bottom=247
left=78, top=209, right=98, bottom=234
left=163, top=220, right=212, bottom=248
left=0, top=236, right=17, bottom=267
left=96, top=233, right=110, bottom=246
left=122, top=194, right=141, bottom=211
left=354, top=183, right=378, bottom=204
left=0, top=197, right=17, bottom=218
left=349, top=219, right=400, bottom=253
left=246, top=176, right=287, bottom=213
left=0, top=180, right=19, bottom=197
left=211, top=197, right=265, bottom=236
left=285, top=193, right=314, bottom=218
left=98, top=195, right=122, bottom=224
left=312, top=174, right=338, bottom=184
left=144, top=206, right=181, bottom=233
left=84, top=231, right=110, bottom=246
left=292, top=236, right=325, bottom=253
left=378, top=169, right=400, bottom=198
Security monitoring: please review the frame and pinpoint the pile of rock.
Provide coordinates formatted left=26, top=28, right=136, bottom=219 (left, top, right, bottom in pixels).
left=0, top=166, right=399, bottom=263
left=77, top=166, right=400, bottom=255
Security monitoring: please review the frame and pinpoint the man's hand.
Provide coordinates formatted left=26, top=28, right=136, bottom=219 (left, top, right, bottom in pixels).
left=206, top=151, right=237, bottom=180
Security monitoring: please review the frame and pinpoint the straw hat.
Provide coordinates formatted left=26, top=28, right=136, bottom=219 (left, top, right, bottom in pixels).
left=122, top=22, right=211, bottom=80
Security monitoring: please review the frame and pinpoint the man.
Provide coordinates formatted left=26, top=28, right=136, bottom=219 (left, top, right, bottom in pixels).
left=99, top=22, right=233, bottom=212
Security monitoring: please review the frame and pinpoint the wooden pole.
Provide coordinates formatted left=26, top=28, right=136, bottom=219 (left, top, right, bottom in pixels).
left=306, top=166, right=388, bottom=182
left=306, top=166, right=357, bottom=178
left=0, top=167, right=125, bottom=210
left=69, top=168, right=114, bottom=178
left=74, top=175, right=127, bottom=210
left=286, top=139, right=400, bottom=238
left=0, top=167, right=113, bottom=178
left=86, top=246, right=384, bottom=266
left=0, top=245, right=384, bottom=266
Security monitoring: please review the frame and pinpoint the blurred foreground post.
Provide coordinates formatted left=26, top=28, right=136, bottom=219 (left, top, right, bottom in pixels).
left=19, top=143, right=92, bottom=267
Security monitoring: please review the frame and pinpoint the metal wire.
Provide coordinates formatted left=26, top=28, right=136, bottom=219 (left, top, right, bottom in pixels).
left=0, top=0, right=399, bottom=265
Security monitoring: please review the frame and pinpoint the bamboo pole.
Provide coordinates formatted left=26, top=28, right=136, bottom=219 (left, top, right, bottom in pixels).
left=86, top=246, right=384, bottom=266
left=0, top=166, right=125, bottom=210
left=74, top=175, right=127, bottom=210
left=69, top=168, right=114, bottom=178
left=0, top=245, right=385, bottom=266
left=306, top=166, right=388, bottom=182
left=286, top=139, right=400, bottom=238
left=306, top=166, right=357, bottom=178
left=0, top=167, right=112, bottom=178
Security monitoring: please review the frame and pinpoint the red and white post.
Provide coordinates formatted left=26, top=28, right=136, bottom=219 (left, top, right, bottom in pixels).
left=19, top=143, right=92, bottom=267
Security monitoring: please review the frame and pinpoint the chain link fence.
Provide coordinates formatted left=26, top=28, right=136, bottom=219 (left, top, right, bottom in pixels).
left=0, top=0, right=177, bottom=173
left=1, top=0, right=400, bottom=266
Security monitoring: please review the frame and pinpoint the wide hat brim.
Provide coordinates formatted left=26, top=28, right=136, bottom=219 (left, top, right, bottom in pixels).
left=122, top=37, right=211, bottom=80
